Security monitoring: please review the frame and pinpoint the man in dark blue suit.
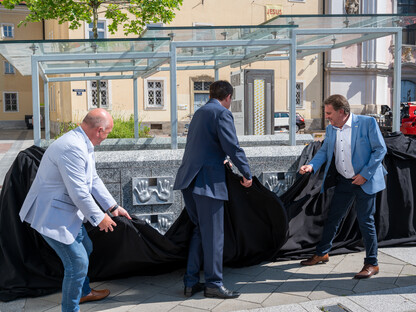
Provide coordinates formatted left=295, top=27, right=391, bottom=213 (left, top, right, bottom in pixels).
left=174, top=80, right=252, bottom=299
left=299, top=94, right=387, bottom=279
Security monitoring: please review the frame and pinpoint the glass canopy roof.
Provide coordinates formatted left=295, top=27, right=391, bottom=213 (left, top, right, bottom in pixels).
left=1, top=14, right=416, bottom=77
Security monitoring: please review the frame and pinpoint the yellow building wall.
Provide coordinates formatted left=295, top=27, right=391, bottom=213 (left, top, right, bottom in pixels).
left=1, top=0, right=323, bottom=131
left=0, top=6, right=44, bottom=125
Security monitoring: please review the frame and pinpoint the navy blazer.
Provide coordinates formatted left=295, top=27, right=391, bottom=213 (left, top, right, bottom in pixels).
left=310, top=113, right=387, bottom=195
left=173, top=99, right=252, bottom=200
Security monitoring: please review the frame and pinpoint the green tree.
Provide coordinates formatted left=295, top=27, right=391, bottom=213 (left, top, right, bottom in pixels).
left=1, top=0, right=182, bottom=36
left=1, top=0, right=182, bottom=108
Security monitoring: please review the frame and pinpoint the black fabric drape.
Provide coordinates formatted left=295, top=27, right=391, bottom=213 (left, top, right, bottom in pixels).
left=1, top=133, right=416, bottom=302
left=277, top=132, right=416, bottom=260
left=0, top=147, right=287, bottom=301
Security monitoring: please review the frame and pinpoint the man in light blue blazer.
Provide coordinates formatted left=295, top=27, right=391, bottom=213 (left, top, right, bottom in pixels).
left=174, top=80, right=252, bottom=299
left=20, top=108, right=131, bottom=312
left=299, top=95, right=387, bottom=278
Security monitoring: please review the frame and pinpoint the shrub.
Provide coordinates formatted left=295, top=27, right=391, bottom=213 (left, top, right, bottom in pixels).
left=55, top=115, right=150, bottom=139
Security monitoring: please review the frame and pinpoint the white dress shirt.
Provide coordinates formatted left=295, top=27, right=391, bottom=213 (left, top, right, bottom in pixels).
left=334, top=113, right=355, bottom=179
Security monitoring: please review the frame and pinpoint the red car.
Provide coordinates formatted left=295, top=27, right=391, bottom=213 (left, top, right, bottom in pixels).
left=400, top=102, right=416, bottom=135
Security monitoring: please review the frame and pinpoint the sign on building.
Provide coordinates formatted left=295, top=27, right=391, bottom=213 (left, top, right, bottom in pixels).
left=266, top=4, right=283, bottom=21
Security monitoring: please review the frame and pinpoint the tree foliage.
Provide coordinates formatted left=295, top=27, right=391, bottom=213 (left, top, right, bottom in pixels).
left=1, top=0, right=183, bottom=36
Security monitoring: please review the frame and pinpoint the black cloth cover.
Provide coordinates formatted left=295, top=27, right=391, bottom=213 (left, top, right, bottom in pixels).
left=277, top=132, right=416, bottom=260
left=2, top=132, right=416, bottom=301
left=0, top=146, right=287, bottom=301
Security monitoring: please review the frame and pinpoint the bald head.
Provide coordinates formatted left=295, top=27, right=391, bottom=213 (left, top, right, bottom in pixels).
left=81, top=108, right=113, bottom=146
left=82, top=108, right=112, bottom=130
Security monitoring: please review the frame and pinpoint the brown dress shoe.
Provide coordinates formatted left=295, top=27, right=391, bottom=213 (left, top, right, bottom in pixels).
left=354, top=264, right=379, bottom=279
left=300, top=254, right=329, bottom=266
left=79, top=289, right=110, bottom=304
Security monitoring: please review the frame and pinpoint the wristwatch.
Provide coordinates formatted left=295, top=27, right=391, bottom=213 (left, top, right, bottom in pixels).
left=109, top=204, right=119, bottom=213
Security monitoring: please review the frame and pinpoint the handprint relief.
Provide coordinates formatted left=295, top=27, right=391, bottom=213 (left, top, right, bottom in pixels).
left=134, top=180, right=152, bottom=203
left=265, top=175, right=279, bottom=192
left=154, top=179, right=172, bottom=202
left=132, top=177, right=174, bottom=205
left=263, top=172, right=296, bottom=196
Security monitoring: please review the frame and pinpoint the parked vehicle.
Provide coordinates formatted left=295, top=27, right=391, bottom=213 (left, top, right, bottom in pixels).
left=400, top=102, right=416, bottom=135
left=377, top=102, right=416, bottom=135
left=274, top=112, right=305, bottom=132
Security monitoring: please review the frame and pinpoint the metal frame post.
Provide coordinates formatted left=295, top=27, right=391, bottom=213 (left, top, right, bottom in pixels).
left=393, top=29, right=402, bottom=132
left=170, top=42, right=178, bottom=149
left=288, top=30, right=297, bottom=146
left=43, top=81, right=50, bottom=140
left=31, top=56, right=41, bottom=146
left=133, top=77, right=139, bottom=138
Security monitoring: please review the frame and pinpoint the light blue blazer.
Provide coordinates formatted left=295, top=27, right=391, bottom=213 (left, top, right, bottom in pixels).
left=19, top=127, right=116, bottom=244
left=310, top=114, right=387, bottom=195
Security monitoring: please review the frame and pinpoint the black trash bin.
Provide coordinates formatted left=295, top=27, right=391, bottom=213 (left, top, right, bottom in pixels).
left=25, top=115, right=33, bottom=129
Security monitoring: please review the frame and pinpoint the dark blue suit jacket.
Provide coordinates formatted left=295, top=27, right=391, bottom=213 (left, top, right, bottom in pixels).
left=173, top=99, right=252, bottom=200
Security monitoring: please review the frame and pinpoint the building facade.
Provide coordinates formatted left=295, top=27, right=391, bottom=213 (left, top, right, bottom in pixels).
left=2, top=0, right=413, bottom=135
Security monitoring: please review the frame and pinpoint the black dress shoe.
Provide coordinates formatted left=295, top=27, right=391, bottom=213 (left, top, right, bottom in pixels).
left=204, top=286, right=240, bottom=299
left=184, top=282, right=205, bottom=297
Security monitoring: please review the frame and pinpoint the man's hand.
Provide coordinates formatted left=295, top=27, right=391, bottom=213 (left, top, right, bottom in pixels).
left=111, top=206, right=132, bottom=220
left=240, top=176, right=252, bottom=188
left=352, top=174, right=367, bottom=186
left=299, top=165, right=313, bottom=175
left=98, top=214, right=117, bottom=232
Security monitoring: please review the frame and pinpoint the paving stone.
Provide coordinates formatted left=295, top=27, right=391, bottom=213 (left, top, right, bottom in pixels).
left=237, top=304, right=308, bottom=312
left=318, top=275, right=359, bottom=291
left=169, top=304, right=210, bottom=311
left=229, top=265, right=268, bottom=277
left=400, top=264, right=416, bottom=276
left=94, top=280, right=135, bottom=299
left=307, top=286, right=354, bottom=301
left=331, top=255, right=366, bottom=275
left=300, top=297, right=368, bottom=312
left=0, top=298, right=25, bottom=312
left=255, top=268, right=293, bottom=285
left=377, top=262, right=405, bottom=275
left=262, top=292, right=309, bottom=307
left=112, top=283, right=165, bottom=303
left=296, top=264, right=334, bottom=277
left=85, top=298, right=136, bottom=311
left=378, top=251, right=407, bottom=265
left=262, top=260, right=302, bottom=274
left=212, top=299, right=262, bottom=312
left=238, top=282, right=279, bottom=304
left=353, top=278, right=398, bottom=293
left=180, top=295, right=223, bottom=310
left=223, top=272, right=259, bottom=290
left=350, top=292, right=416, bottom=312
left=395, top=274, right=416, bottom=287
left=128, top=293, right=182, bottom=312
left=139, top=269, right=185, bottom=288
left=275, top=279, right=321, bottom=298
left=158, top=280, right=188, bottom=298
left=23, top=298, right=59, bottom=312
left=37, top=291, right=62, bottom=304
left=380, top=247, right=416, bottom=266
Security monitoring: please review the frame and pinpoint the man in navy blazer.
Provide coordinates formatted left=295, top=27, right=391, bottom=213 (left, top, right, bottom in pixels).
left=299, top=94, right=387, bottom=279
left=174, top=80, right=252, bottom=299
left=20, top=108, right=131, bottom=312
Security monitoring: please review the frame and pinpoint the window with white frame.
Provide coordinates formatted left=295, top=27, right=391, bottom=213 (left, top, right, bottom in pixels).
left=4, top=92, right=18, bottom=112
left=88, top=80, right=110, bottom=109
left=295, top=82, right=304, bottom=109
left=1, top=24, right=14, bottom=39
left=144, top=78, right=166, bottom=109
left=4, top=61, right=15, bottom=74
left=86, top=20, right=106, bottom=39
